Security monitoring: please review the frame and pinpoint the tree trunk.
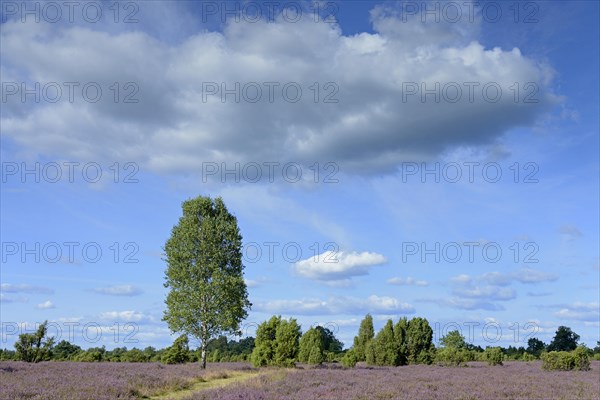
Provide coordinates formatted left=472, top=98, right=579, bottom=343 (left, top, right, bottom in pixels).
left=201, top=344, right=207, bottom=369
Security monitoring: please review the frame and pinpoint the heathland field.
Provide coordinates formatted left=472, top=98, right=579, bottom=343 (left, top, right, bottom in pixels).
left=1, top=360, right=599, bottom=400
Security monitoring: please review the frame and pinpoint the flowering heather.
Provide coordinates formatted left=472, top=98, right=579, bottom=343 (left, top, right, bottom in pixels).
left=188, top=361, right=600, bottom=400
left=0, top=361, right=252, bottom=400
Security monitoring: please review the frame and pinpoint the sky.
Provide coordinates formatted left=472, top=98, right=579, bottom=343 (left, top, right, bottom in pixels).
left=0, top=0, right=598, bottom=351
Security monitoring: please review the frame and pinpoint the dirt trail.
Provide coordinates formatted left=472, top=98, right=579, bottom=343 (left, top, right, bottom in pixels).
left=148, top=369, right=287, bottom=400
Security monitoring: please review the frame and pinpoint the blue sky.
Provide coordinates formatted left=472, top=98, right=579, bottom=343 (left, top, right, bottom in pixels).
left=1, top=1, right=598, bottom=351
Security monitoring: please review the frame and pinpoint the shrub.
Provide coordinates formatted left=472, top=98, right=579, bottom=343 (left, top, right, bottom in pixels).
left=521, top=353, right=536, bottom=362
left=341, top=350, right=357, bottom=368
left=161, top=335, right=190, bottom=364
left=353, top=314, right=374, bottom=362
left=484, top=347, right=504, bottom=366
left=252, top=316, right=300, bottom=368
left=435, top=347, right=470, bottom=367
left=369, top=320, right=399, bottom=366
left=540, top=347, right=590, bottom=371
left=298, top=328, right=325, bottom=365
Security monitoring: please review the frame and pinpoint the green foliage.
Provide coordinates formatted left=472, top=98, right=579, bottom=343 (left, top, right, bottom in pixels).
left=252, top=316, right=281, bottom=367
left=440, top=330, right=467, bottom=349
left=526, top=338, right=546, bottom=358
left=393, top=317, right=409, bottom=366
left=353, top=314, right=374, bottom=362
left=365, top=340, right=376, bottom=365
left=521, top=352, right=536, bottom=361
left=273, top=318, right=301, bottom=367
left=435, top=347, right=471, bottom=366
left=74, top=350, right=103, bottom=362
left=299, top=327, right=325, bottom=364
left=161, top=335, right=190, bottom=364
left=547, top=326, right=580, bottom=352
left=341, top=349, right=358, bottom=368
left=406, top=317, right=435, bottom=365
left=0, top=349, right=16, bottom=361
left=251, top=316, right=300, bottom=367
left=121, top=348, right=146, bottom=363
left=484, top=347, right=504, bottom=366
left=368, top=320, right=399, bottom=366
left=14, top=321, right=55, bottom=363
left=314, top=326, right=343, bottom=353
left=163, top=196, right=251, bottom=368
left=53, top=340, right=82, bottom=361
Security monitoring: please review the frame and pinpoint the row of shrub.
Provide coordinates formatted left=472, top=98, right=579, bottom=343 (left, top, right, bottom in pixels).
left=541, top=346, right=591, bottom=371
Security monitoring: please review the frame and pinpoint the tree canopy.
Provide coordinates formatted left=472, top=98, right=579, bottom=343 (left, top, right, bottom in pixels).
left=163, top=195, right=251, bottom=368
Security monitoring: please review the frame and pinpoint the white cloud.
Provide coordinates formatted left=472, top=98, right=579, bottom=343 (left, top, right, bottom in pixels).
left=254, top=295, right=414, bottom=315
left=512, top=268, right=558, bottom=284
left=424, top=297, right=505, bottom=311
left=92, top=285, right=143, bottom=296
left=553, top=302, right=599, bottom=322
left=1, top=283, right=54, bottom=294
left=387, top=276, right=429, bottom=286
left=452, top=286, right=516, bottom=301
left=293, top=250, right=387, bottom=281
left=464, top=267, right=557, bottom=287
left=37, top=300, right=55, bottom=309
left=451, top=274, right=472, bottom=284
left=0, top=293, right=28, bottom=303
left=1, top=7, right=558, bottom=177
left=98, top=310, right=154, bottom=322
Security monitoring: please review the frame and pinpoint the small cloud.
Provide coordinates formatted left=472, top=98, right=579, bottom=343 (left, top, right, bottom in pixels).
left=451, top=274, right=472, bottom=284
left=37, top=300, right=55, bottom=309
left=387, top=277, right=428, bottom=286
left=92, top=285, right=143, bottom=296
left=527, top=291, right=553, bottom=297
left=0, top=293, right=29, bottom=303
left=559, top=224, right=582, bottom=241
left=1, top=283, right=54, bottom=294
left=99, top=310, right=153, bottom=322
left=293, top=250, right=387, bottom=281
left=422, top=297, right=504, bottom=311
left=452, top=286, right=516, bottom=301
left=254, top=295, right=414, bottom=315
left=512, top=268, right=558, bottom=284
left=540, top=302, right=600, bottom=322
left=244, top=276, right=270, bottom=288
left=480, top=272, right=512, bottom=286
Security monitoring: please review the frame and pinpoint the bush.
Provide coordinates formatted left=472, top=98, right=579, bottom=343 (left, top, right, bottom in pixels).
left=484, top=347, right=504, bottom=366
left=74, top=350, right=103, bottom=362
left=341, top=350, right=357, bottom=368
left=161, top=335, right=190, bottom=364
left=521, top=353, right=536, bottom=362
left=251, top=316, right=300, bottom=368
left=541, top=347, right=590, bottom=371
left=435, top=347, right=471, bottom=367
left=298, top=328, right=325, bottom=365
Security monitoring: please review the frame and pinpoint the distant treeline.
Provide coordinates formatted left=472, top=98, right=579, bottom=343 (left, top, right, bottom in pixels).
left=2, top=316, right=598, bottom=372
